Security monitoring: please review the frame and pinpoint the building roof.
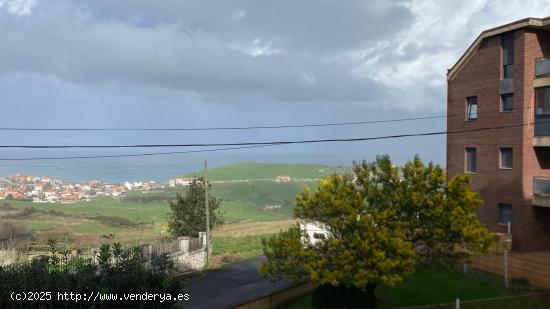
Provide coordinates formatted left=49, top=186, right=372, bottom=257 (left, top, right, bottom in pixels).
left=447, top=17, right=550, bottom=81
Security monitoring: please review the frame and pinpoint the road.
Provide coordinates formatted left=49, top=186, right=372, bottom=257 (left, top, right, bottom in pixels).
left=177, top=256, right=293, bottom=309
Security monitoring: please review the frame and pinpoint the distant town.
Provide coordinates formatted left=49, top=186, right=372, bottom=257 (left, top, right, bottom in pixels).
left=0, top=173, right=295, bottom=204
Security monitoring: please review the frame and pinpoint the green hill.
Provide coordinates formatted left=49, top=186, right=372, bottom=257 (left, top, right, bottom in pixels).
left=184, top=162, right=331, bottom=181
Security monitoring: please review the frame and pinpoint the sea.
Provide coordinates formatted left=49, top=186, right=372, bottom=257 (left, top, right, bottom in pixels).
left=0, top=151, right=348, bottom=184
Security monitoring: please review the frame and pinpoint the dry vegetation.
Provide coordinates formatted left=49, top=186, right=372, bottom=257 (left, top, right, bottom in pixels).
left=213, top=219, right=297, bottom=237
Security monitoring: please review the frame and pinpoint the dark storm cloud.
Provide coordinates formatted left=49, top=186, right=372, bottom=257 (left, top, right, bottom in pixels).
left=74, top=0, right=412, bottom=52
left=2, top=0, right=549, bottom=112
left=0, top=0, right=411, bottom=105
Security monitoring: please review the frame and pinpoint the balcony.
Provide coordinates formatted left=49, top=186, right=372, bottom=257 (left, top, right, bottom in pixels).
left=534, top=85, right=550, bottom=146
left=533, top=177, right=550, bottom=207
left=535, top=114, right=550, bottom=137
left=536, top=58, right=550, bottom=78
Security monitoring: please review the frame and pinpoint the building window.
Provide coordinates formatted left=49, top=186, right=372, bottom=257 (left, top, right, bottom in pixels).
left=499, top=203, right=512, bottom=225
left=536, top=86, right=550, bottom=115
left=465, top=148, right=477, bottom=173
left=466, top=96, right=478, bottom=121
left=502, top=33, right=514, bottom=79
left=501, top=93, right=513, bottom=112
left=500, top=148, right=513, bottom=169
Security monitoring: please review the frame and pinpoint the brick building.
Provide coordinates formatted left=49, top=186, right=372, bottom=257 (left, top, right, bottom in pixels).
left=447, top=17, right=550, bottom=252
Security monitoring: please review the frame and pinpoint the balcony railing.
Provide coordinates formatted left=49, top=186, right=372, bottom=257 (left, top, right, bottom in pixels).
left=535, top=115, right=550, bottom=136
left=534, top=177, right=550, bottom=196
left=534, top=177, right=550, bottom=207
left=536, top=58, right=550, bottom=77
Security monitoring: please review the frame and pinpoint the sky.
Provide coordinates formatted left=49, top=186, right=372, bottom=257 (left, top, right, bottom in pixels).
left=1, top=0, right=550, bottom=181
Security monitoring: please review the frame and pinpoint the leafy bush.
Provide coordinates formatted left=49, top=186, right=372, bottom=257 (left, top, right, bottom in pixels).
left=0, top=243, right=181, bottom=308
left=168, top=177, right=223, bottom=237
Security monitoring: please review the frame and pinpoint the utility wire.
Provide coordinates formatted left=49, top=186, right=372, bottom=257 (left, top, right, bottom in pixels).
left=0, top=121, right=542, bottom=161
left=0, top=162, right=203, bottom=169
left=0, top=145, right=278, bottom=161
left=0, top=115, right=449, bottom=131
left=0, top=106, right=535, bottom=132
left=0, top=120, right=543, bottom=149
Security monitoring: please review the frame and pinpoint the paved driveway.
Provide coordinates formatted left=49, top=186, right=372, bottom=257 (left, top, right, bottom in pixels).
left=178, top=256, right=293, bottom=308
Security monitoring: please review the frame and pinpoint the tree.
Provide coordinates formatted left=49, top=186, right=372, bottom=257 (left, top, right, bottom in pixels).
left=261, top=155, right=493, bottom=309
left=167, top=177, right=223, bottom=238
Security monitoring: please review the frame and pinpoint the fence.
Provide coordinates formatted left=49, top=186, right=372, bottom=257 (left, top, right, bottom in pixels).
left=188, top=236, right=203, bottom=252
left=167, top=232, right=210, bottom=274
left=1, top=232, right=210, bottom=275
left=470, top=250, right=550, bottom=290
left=89, top=232, right=210, bottom=274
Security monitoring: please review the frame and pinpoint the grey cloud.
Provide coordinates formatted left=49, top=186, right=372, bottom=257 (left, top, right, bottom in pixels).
left=0, top=0, right=403, bottom=106
left=75, top=0, right=412, bottom=52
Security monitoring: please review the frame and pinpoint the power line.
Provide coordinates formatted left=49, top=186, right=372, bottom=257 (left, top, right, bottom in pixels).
left=0, top=120, right=542, bottom=149
left=0, top=121, right=540, bottom=161
left=0, top=162, right=203, bottom=169
left=0, top=145, right=278, bottom=161
left=0, top=106, right=536, bottom=132
left=0, top=115, right=449, bottom=131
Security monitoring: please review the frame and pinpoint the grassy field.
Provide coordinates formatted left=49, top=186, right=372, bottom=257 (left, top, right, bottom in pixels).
left=210, top=220, right=296, bottom=262
left=5, top=198, right=169, bottom=224
left=185, top=162, right=333, bottom=181
left=286, top=267, right=550, bottom=309
left=212, top=235, right=266, bottom=259
left=0, top=162, right=338, bottom=260
left=0, top=162, right=327, bottom=250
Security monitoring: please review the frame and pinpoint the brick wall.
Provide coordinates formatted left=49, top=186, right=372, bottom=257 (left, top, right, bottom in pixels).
left=517, top=29, right=550, bottom=252
left=447, top=29, right=550, bottom=251
left=472, top=251, right=550, bottom=289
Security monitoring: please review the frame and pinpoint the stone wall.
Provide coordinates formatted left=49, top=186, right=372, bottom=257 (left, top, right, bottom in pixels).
left=169, top=232, right=211, bottom=274
left=90, top=232, right=211, bottom=274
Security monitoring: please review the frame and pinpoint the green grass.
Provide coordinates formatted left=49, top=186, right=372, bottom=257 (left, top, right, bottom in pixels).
left=376, top=267, right=508, bottom=308
left=285, top=267, right=550, bottom=309
left=7, top=198, right=169, bottom=224
left=221, top=201, right=289, bottom=223
left=457, top=295, right=550, bottom=309
left=25, top=221, right=55, bottom=231
left=212, top=234, right=268, bottom=259
left=213, top=181, right=307, bottom=223
left=70, top=221, right=122, bottom=234
left=185, top=162, right=331, bottom=181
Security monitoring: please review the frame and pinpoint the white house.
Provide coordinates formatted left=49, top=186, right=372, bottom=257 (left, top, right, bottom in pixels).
left=300, top=222, right=331, bottom=245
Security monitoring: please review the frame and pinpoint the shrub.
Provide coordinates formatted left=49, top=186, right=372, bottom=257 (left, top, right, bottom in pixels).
left=0, top=244, right=181, bottom=308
